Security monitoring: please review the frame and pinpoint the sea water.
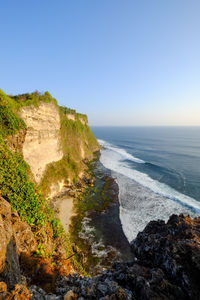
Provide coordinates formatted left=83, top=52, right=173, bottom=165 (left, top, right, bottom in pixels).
left=91, top=126, right=200, bottom=242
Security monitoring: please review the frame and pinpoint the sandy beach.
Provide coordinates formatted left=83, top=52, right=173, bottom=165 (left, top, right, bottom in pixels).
left=58, top=196, right=75, bottom=232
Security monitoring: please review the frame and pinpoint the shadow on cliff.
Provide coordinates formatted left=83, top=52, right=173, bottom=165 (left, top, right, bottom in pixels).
left=0, top=239, right=71, bottom=293
left=0, top=239, right=22, bottom=290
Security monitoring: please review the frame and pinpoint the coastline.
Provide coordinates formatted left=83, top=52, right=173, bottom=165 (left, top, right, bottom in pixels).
left=50, top=152, right=133, bottom=275
left=68, top=157, right=133, bottom=274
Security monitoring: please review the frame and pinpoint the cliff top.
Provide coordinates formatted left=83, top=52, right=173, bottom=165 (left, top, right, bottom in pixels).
left=9, top=90, right=88, bottom=122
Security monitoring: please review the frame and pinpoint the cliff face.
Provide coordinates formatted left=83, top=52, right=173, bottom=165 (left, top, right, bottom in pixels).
left=0, top=196, right=36, bottom=289
left=19, top=102, right=63, bottom=183
left=0, top=90, right=99, bottom=297
left=37, top=105, right=100, bottom=198
left=16, top=100, right=99, bottom=197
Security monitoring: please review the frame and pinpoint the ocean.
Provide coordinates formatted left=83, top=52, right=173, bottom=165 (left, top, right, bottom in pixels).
left=91, top=126, right=200, bottom=242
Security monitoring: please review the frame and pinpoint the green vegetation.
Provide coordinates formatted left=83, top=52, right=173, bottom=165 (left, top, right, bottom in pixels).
left=59, top=108, right=98, bottom=160
left=0, top=91, right=50, bottom=230
left=0, top=137, right=47, bottom=227
left=59, top=106, right=76, bottom=115
left=65, top=233, right=89, bottom=276
left=0, top=89, right=98, bottom=201
left=0, top=89, right=99, bottom=269
left=10, top=90, right=58, bottom=108
left=36, top=242, right=47, bottom=257
left=59, top=105, right=88, bottom=123
left=39, top=155, right=79, bottom=196
left=50, top=218, right=65, bottom=239
left=0, top=89, right=26, bottom=137
left=0, top=90, right=69, bottom=255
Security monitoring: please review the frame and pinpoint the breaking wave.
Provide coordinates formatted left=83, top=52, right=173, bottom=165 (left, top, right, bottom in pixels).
left=99, top=139, right=200, bottom=241
left=98, top=139, right=145, bottom=164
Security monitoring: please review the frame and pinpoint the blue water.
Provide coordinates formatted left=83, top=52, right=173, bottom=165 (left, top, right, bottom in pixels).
left=91, top=126, right=200, bottom=241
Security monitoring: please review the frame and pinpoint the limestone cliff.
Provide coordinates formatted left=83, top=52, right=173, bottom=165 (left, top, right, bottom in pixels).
left=19, top=102, right=63, bottom=183
left=0, top=89, right=99, bottom=297
left=13, top=94, right=100, bottom=197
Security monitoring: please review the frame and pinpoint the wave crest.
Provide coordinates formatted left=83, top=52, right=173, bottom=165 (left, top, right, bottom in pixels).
left=98, top=139, right=145, bottom=164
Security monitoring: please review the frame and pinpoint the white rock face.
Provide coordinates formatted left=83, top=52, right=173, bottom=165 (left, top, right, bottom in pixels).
left=66, top=114, right=75, bottom=121
left=20, top=103, right=63, bottom=183
left=79, top=117, right=87, bottom=125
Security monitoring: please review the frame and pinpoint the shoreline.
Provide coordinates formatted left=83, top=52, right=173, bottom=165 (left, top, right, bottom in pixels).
left=68, top=157, right=133, bottom=274
left=51, top=152, right=133, bottom=274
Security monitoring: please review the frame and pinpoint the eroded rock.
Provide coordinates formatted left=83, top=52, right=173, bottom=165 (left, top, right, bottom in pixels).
left=0, top=196, right=37, bottom=289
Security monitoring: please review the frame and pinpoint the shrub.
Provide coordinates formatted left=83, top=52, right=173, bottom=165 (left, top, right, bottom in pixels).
left=0, top=138, right=47, bottom=228
left=0, top=90, right=26, bottom=137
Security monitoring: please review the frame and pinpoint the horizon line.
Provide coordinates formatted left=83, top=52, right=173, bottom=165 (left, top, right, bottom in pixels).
left=90, top=124, right=200, bottom=127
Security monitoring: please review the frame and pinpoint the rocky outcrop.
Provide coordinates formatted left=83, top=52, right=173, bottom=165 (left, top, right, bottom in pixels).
left=66, top=114, right=75, bottom=121
left=20, top=103, right=63, bottom=183
left=0, top=196, right=37, bottom=289
left=79, top=117, right=87, bottom=126
left=28, top=214, right=200, bottom=299
left=0, top=282, right=30, bottom=300
left=130, top=214, right=200, bottom=299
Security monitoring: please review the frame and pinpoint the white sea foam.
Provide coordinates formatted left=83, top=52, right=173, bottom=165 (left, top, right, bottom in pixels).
left=99, top=139, right=200, bottom=242
left=98, top=139, right=145, bottom=164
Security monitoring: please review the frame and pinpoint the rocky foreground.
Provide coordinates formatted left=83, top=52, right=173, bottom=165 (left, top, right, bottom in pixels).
left=1, top=213, right=199, bottom=299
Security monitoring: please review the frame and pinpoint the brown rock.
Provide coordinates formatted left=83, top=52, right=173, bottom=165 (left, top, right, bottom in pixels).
left=57, top=258, right=71, bottom=277
left=12, top=211, right=37, bottom=254
left=0, top=196, right=37, bottom=289
left=64, top=290, right=77, bottom=300
left=0, top=282, right=7, bottom=293
left=6, top=284, right=30, bottom=300
left=0, top=198, right=13, bottom=274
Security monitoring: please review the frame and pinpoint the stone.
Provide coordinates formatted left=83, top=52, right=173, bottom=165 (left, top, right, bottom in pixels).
left=0, top=196, right=37, bottom=289
left=7, top=284, right=30, bottom=300
left=0, top=282, right=7, bottom=293
left=64, top=290, right=78, bottom=300
left=97, top=283, right=108, bottom=295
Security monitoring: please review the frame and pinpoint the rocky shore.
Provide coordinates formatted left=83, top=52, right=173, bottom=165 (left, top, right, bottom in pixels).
left=0, top=185, right=200, bottom=299
left=66, top=159, right=133, bottom=275
left=24, top=213, right=200, bottom=300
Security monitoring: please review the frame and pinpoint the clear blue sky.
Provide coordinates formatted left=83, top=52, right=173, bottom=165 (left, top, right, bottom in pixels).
left=1, top=0, right=200, bottom=125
